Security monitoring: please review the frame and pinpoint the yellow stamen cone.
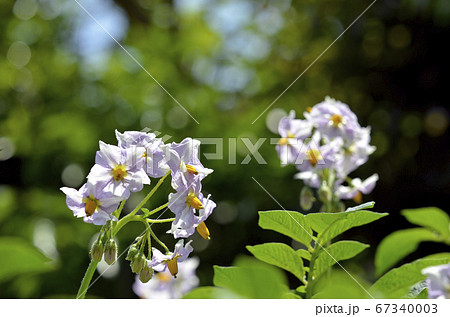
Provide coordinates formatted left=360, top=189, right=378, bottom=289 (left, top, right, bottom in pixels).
left=278, top=137, right=289, bottom=145
left=85, top=199, right=97, bottom=217
left=306, top=149, right=323, bottom=167
left=353, top=191, right=363, bottom=204
left=157, top=272, right=172, bottom=283
left=112, top=165, right=128, bottom=182
left=186, top=164, right=199, bottom=175
left=330, top=114, right=343, bottom=127
left=166, top=258, right=179, bottom=277
left=187, top=194, right=204, bottom=209
left=196, top=222, right=210, bottom=240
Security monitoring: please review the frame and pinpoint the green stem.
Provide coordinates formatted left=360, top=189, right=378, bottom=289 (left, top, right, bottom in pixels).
left=113, top=200, right=126, bottom=219
left=147, top=218, right=175, bottom=223
left=146, top=202, right=169, bottom=217
left=76, top=259, right=99, bottom=299
left=147, top=230, right=152, bottom=259
left=77, top=173, right=170, bottom=298
left=112, top=215, right=147, bottom=236
left=129, top=171, right=170, bottom=217
left=305, top=241, right=322, bottom=298
left=148, top=226, right=170, bottom=253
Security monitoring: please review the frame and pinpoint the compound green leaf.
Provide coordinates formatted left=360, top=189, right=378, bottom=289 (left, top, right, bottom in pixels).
left=306, top=210, right=387, bottom=244
left=247, top=243, right=304, bottom=281
left=375, top=228, right=439, bottom=276
left=370, top=253, right=450, bottom=298
left=313, top=240, right=369, bottom=279
left=401, top=207, right=450, bottom=240
left=213, top=257, right=289, bottom=299
left=296, top=249, right=312, bottom=261
left=183, top=287, right=226, bottom=299
left=258, top=210, right=312, bottom=247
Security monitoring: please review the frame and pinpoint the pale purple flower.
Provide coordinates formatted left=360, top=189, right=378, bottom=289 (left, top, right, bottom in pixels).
left=168, top=193, right=216, bottom=239
left=294, top=170, right=321, bottom=189
left=116, top=130, right=156, bottom=148
left=336, top=174, right=379, bottom=203
left=295, top=132, right=342, bottom=172
left=133, top=257, right=200, bottom=299
left=276, top=110, right=312, bottom=166
left=422, top=264, right=450, bottom=299
left=279, top=110, right=313, bottom=140
left=60, top=182, right=124, bottom=225
left=150, top=240, right=193, bottom=277
left=163, top=138, right=213, bottom=189
left=87, top=141, right=150, bottom=197
left=115, top=130, right=169, bottom=178
left=167, top=177, right=216, bottom=238
left=309, top=97, right=361, bottom=141
left=336, top=127, right=376, bottom=178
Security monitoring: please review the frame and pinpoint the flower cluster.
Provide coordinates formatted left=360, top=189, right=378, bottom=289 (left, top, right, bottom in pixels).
left=61, top=130, right=216, bottom=286
left=275, top=97, right=377, bottom=212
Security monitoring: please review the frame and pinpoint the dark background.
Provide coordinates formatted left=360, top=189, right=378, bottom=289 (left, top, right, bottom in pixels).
left=0, top=0, right=448, bottom=297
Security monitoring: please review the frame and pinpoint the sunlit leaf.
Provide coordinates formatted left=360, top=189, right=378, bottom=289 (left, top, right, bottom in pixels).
left=258, top=210, right=312, bottom=247
left=311, top=269, right=371, bottom=299
left=313, top=240, right=369, bottom=279
left=213, top=257, right=289, bottom=299
left=183, top=287, right=224, bottom=299
left=296, top=249, right=312, bottom=261
left=375, top=228, right=439, bottom=277
left=247, top=243, right=304, bottom=281
left=370, top=253, right=450, bottom=298
left=284, top=292, right=302, bottom=299
left=401, top=207, right=450, bottom=239
left=306, top=210, right=388, bottom=244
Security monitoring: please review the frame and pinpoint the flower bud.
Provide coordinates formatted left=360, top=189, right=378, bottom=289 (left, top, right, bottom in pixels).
left=90, top=240, right=104, bottom=262
left=131, top=253, right=146, bottom=274
left=126, top=244, right=139, bottom=261
left=104, top=239, right=117, bottom=265
left=139, top=265, right=154, bottom=283
left=318, top=182, right=332, bottom=203
left=300, top=186, right=315, bottom=211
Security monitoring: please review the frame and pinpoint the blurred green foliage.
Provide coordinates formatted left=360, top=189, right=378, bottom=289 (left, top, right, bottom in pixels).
left=0, top=0, right=448, bottom=297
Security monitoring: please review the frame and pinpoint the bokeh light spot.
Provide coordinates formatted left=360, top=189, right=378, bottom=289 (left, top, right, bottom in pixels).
left=33, top=219, right=59, bottom=260
left=424, top=108, right=448, bottom=137
left=369, top=109, right=391, bottom=131
left=13, top=0, right=38, bottom=21
left=0, top=137, right=15, bottom=161
left=61, top=164, right=85, bottom=188
left=166, top=107, right=189, bottom=129
left=388, top=24, right=412, bottom=49
left=212, top=201, right=237, bottom=225
left=0, top=186, right=16, bottom=222
left=266, top=108, right=287, bottom=134
left=7, top=41, right=31, bottom=67
left=140, top=110, right=163, bottom=131
left=400, top=113, right=423, bottom=137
